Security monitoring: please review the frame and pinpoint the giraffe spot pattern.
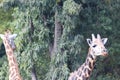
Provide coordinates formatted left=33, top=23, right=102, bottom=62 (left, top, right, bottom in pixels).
left=68, top=53, right=96, bottom=80
left=6, top=45, right=10, bottom=49
left=7, top=51, right=13, bottom=56
left=2, top=33, right=22, bottom=80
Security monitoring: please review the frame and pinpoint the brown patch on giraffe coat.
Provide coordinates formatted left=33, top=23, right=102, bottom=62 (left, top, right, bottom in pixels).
left=78, top=70, right=82, bottom=76
left=10, top=61, right=14, bottom=67
left=81, top=75, right=86, bottom=80
left=8, top=56, right=17, bottom=67
left=7, top=51, right=13, bottom=56
left=83, top=68, right=90, bottom=77
left=89, top=54, right=94, bottom=60
left=6, top=44, right=10, bottom=49
left=87, top=69, right=91, bottom=76
left=88, top=61, right=92, bottom=69
left=81, top=66, right=84, bottom=70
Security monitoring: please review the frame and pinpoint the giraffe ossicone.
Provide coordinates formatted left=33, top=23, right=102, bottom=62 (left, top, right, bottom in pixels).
left=68, top=34, right=108, bottom=80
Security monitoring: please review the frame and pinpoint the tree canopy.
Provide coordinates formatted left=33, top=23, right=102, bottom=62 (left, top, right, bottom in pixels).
left=0, top=0, right=120, bottom=80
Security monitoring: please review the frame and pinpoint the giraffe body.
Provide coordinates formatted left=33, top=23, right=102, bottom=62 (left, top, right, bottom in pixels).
left=0, top=31, right=22, bottom=80
left=68, top=34, right=108, bottom=80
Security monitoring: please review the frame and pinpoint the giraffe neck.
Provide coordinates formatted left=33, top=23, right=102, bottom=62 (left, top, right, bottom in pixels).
left=84, top=48, right=96, bottom=77
left=77, top=48, right=96, bottom=80
left=3, top=39, right=22, bottom=80
left=68, top=48, right=96, bottom=80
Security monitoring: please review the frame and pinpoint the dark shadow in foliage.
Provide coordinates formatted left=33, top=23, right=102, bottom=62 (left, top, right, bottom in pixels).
left=0, top=43, right=5, bottom=57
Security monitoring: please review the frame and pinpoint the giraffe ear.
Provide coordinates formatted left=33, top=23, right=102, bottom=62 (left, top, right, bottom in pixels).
left=87, top=39, right=92, bottom=46
left=9, top=34, right=17, bottom=39
left=0, top=34, right=4, bottom=39
left=102, top=38, right=108, bottom=45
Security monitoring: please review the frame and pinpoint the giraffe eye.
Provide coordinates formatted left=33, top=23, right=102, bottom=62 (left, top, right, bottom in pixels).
left=93, top=45, right=97, bottom=47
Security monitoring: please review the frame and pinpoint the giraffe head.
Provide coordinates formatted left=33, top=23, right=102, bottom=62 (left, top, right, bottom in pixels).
left=0, top=31, right=17, bottom=50
left=87, top=34, right=108, bottom=56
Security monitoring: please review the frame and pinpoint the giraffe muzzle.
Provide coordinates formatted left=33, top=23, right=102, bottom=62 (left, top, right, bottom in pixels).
left=102, top=49, right=108, bottom=56
left=103, top=53, right=108, bottom=57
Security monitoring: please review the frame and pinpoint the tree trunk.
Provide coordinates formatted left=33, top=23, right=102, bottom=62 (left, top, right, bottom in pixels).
left=29, top=17, right=38, bottom=80
left=51, top=10, right=62, bottom=57
left=31, top=65, right=38, bottom=80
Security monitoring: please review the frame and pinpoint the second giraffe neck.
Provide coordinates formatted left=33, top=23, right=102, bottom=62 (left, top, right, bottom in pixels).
left=3, top=39, right=18, bottom=68
left=5, top=45, right=18, bottom=68
left=3, top=40, right=22, bottom=80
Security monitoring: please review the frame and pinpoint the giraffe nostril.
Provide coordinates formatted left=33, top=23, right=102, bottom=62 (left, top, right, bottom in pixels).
left=103, top=49, right=108, bottom=53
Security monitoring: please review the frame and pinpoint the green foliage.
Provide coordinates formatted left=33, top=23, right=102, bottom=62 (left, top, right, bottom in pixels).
left=46, top=53, right=69, bottom=80
left=46, top=0, right=83, bottom=79
left=0, top=0, right=51, bottom=79
left=92, top=73, right=120, bottom=80
left=0, top=8, right=13, bottom=33
left=63, top=0, right=82, bottom=15
left=0, top=57, right=9, bottom=80
left=0, top=0, right=120, bottom=80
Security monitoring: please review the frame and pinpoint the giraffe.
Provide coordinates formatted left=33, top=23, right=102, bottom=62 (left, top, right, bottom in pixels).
left=68, top=34, right=108, bottom=80
left=0, top=30, right=22, bottom=80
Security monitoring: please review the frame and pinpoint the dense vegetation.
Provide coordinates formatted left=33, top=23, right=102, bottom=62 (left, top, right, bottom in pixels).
left=0, top=0, right=120, bottom=80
